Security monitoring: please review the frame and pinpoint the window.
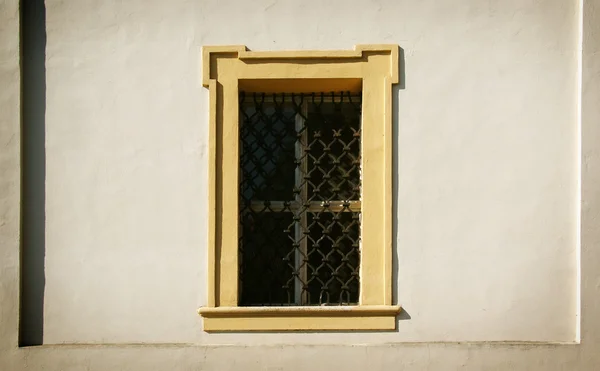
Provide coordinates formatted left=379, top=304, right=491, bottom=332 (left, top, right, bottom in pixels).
left=239, top=92, right=362, bottom=306
left=199, top=45, right=400, bottom=331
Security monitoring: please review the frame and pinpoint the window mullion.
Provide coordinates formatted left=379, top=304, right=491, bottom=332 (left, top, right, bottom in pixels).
left=294, top=103, right=309, bottom=305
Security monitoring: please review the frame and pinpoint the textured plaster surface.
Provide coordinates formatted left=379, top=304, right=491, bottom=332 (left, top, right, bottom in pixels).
left=1, top=0, right=599, bottom=369
left=41, top=0, right=580, bottom=344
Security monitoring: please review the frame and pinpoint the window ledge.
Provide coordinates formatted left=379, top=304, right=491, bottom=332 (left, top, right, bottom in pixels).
left=197, top=305, right=401, bottom=332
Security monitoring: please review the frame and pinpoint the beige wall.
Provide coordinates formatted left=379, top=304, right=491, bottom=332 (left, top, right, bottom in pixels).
left=2, top=0, right=600, bottom=369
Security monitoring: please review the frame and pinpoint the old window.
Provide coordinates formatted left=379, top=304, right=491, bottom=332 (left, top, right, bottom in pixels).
left=239, top=92, right=362, bottom=306
left=199, top=45, right=400, bottom=331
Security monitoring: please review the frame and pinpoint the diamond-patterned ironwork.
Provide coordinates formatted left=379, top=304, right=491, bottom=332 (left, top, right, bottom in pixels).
left=239, top=92, right=362, bottom=306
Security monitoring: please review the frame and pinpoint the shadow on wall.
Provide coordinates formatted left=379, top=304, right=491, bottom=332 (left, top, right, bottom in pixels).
left=393, top=47, right=408, bottom=325
left=19, top=0, right=46, bottom=347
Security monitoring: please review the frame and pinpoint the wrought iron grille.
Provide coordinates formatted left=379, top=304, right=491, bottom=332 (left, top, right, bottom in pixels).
left=239, top=92, right=362, bottom=306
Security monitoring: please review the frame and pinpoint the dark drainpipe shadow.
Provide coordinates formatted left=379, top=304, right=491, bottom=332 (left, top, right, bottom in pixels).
left=19, top=0, right=46, bottom=347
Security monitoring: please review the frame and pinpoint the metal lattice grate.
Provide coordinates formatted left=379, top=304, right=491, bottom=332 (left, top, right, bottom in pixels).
left=239, top=92, right=361, bottom=306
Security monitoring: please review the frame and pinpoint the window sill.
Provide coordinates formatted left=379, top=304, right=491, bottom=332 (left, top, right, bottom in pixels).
left=197, top=305, right=401, bottom=332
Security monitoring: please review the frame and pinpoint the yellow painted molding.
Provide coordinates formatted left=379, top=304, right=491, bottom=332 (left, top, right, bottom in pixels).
left=200, top=44, right=399, bottom=331
left=201, top=44, right=399, bottom=86
left=199, top=306, right=401, bottom=332
left=198, top=305, right=401, bottom=317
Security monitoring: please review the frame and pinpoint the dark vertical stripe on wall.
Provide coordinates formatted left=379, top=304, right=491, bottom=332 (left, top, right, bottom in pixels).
left=19, top=0, right=46, bottom=347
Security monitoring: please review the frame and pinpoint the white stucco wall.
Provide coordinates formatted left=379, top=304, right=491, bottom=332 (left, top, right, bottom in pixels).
left=2, top=0, right=600, bottom=369
left=40, top=0, right=580, bottom=344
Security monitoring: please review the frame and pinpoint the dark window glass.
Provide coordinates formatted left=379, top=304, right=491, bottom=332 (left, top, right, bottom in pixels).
left=239, top=92, right=362, bottom=306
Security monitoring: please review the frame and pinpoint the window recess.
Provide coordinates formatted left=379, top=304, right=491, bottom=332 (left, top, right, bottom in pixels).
left=239, top=92, right=362, bottom=307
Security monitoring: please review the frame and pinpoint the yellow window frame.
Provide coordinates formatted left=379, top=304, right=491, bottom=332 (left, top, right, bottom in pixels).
left=198, top=45, right=400, bottom=331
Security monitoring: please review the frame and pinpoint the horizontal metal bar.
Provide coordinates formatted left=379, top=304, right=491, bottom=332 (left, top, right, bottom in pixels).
left=246, top=200, right=361, bottom=213
left=239, top=93, right=362, bottom=104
